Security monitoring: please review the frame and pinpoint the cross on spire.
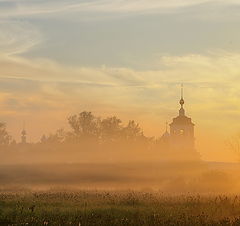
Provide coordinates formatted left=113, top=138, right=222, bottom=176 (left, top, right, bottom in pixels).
left=181, top=83, right=183, bottom=99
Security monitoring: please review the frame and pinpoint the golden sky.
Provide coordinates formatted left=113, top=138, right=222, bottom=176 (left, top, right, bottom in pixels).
left=1, top=0, right=240, bottom=162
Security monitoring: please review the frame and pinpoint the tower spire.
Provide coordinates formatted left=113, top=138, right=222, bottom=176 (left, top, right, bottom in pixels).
left=179, top=83, right=185, bottom=116
left=21, top=121, right=27, bottom=144
left=181, top=83, right=183, bottom=99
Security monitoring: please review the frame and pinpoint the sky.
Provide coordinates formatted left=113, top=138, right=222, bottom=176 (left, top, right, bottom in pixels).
left=1, top=0, right=240, bottom=161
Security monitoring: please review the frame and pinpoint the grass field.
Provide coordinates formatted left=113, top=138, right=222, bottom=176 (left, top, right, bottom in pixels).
left=1, top=191, right=240, bottom=226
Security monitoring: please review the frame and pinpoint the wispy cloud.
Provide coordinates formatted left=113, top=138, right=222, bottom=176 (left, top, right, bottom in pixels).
left=0, top=0, right=236, bottom=18
left=1, top=50, right=240, bottom=113
left=0, top=20, right=41, bottom=56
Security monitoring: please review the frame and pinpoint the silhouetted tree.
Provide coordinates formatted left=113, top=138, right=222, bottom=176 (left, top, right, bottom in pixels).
left=68, top=111, right=100, bottom=141
left=35, top=111, right=154, bottom=153
left=122, top=120, right=142, bottom=141
left=41, top=129, right=66, bottom=144
left=100, top=116, right=122, bottom=143
left=0, top=123, right=12, bottom=146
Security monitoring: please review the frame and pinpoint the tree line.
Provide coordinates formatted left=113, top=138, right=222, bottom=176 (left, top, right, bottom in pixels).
left=0, top=111, right=156, bottom=149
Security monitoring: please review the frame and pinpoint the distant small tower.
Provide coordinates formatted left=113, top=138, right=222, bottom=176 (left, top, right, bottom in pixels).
left=161, top=122, right=170, bottom=140
left=158, top=122, right=170, bottom=148
left=21, top=123, right=27, bottom=144
left=169, top=84, right=195, bottom=151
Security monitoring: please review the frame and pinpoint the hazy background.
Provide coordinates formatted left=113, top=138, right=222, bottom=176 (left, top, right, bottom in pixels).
left=1, top=0, right=240, bottom=162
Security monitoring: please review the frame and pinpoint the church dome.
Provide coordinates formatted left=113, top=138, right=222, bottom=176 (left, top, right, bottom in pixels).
left=179, top=98, right=184, bottom=106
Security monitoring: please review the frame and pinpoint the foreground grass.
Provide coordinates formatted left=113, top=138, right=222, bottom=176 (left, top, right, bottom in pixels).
left=1, top=191, right=240, bottom=225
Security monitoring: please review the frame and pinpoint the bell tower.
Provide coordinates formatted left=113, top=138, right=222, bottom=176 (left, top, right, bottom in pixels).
left=169, top=85, right=195, bottom=151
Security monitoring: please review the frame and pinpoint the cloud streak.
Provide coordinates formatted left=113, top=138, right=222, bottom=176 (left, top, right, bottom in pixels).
left=0, top=20, right=41, bottom=56
left=1, top=50, right=240, bottom=113
left=0, top=0, right=238, bottom=18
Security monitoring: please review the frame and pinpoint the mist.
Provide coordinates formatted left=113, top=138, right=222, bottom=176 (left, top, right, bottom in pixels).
left=1, top=111, right=239, bottom=194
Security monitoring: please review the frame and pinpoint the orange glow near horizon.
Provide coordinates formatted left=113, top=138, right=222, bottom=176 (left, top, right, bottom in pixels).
left=1, top=0, right=240, bottom=163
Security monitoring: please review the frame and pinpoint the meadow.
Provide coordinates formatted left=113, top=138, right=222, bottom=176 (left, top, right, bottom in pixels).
left=1, top=191, right=240, bottom=226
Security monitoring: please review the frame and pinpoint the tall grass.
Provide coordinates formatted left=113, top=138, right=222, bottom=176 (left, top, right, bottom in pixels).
left=1, top=191, right=240, bottom=225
